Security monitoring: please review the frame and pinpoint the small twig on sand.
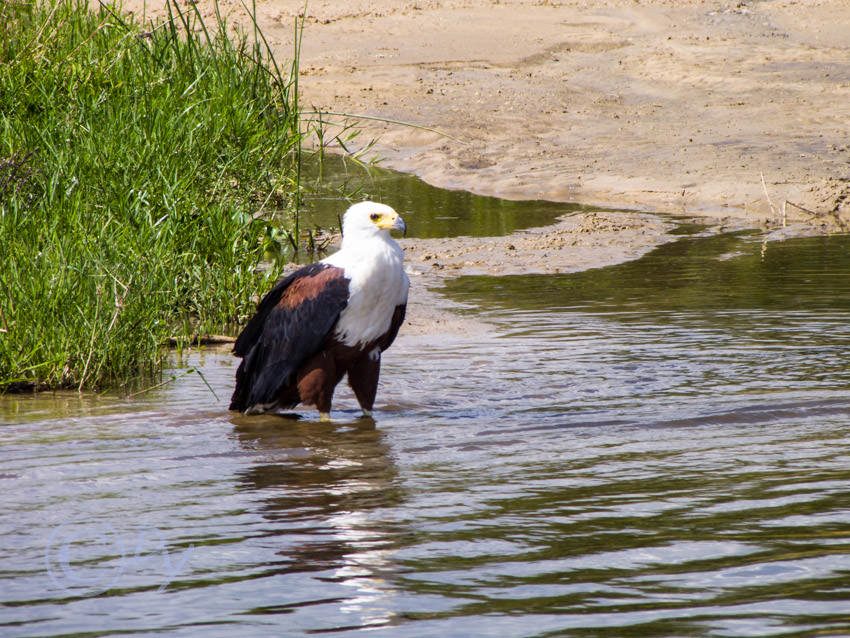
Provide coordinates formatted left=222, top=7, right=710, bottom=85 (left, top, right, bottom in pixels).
left=760, top=171, right=781, bottom=225
left=784, top=200, right=820, bottom=217
left=784, top=199, right=848, bottom=231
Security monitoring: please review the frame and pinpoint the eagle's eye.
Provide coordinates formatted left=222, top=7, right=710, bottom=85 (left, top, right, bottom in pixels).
left=369, top=213, right=380, bottom=221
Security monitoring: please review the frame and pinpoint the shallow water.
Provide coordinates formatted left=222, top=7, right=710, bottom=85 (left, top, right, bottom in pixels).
left=2, top=230, right=850, bottom=637
left=300, top=154, right=587, bottom=238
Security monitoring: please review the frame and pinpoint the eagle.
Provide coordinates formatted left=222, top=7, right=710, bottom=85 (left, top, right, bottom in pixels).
left=230, top=202, right=409, bottom=420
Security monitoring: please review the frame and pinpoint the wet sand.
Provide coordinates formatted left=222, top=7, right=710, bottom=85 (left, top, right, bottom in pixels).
left=124, top=0, right=850, bottom=232
left=254, top=0, right=849, bottom=227
left=124, top=0, right=850, bottom=331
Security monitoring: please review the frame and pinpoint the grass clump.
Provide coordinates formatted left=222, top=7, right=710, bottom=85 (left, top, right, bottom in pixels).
left=0, top=0, right=305, bottom=392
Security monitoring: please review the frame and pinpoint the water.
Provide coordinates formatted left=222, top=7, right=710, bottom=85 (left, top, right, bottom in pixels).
left=3, top=225, right=850, bottom=636
left=299, top=154, right=588, bottom=238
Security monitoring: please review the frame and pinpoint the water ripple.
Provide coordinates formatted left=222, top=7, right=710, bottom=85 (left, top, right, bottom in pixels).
left=3, top=235, right=850, bottom=636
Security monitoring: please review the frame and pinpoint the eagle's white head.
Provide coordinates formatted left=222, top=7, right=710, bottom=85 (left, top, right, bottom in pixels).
left=322, top=201, right=410, bottom=347
left=340, top=201, right=406, bottom=245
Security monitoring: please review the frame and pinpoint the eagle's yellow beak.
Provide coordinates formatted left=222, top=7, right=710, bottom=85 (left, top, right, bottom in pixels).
left=391, top=213, right=407, bottom=236
left=374, top=211, right=407, bottom=236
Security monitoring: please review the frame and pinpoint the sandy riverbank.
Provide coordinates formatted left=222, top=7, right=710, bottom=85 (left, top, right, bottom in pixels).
left=125, top=0, right=850, bottom=333
left=255, top=0, right=849, bottom=227
left=124, top=0, right=850, bottom=230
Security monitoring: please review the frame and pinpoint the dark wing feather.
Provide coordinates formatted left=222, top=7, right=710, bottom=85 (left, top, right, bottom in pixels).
left=230, top=263, right=349, bottom=412
left=379, top=303, right=407, bottom=351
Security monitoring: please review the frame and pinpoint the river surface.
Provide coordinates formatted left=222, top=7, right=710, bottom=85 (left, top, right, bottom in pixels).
left=2, top=199, right=850, bottom=636
left=301, top=154, right=589, bottom=238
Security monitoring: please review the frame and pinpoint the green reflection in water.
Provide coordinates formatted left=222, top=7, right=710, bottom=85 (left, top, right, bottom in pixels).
left=443, top=232, right=850, bottom=315
left=299, top=154, right=590, bottom=238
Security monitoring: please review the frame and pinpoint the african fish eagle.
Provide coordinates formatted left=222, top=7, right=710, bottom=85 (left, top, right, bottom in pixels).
left=230, top=202, right=409, bottom=420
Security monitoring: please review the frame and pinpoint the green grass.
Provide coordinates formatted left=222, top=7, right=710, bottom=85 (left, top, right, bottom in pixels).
left=0, top=0, right=309, bottom=392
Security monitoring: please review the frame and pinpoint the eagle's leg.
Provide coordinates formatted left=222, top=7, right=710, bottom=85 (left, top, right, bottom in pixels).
left=348, top=347, right=381, bottom=417
left=297, top=353, right=339, bottom=420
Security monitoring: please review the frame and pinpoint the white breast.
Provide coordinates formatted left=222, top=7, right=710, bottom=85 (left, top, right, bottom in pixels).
left=322, top=237, right=409, bottom=347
